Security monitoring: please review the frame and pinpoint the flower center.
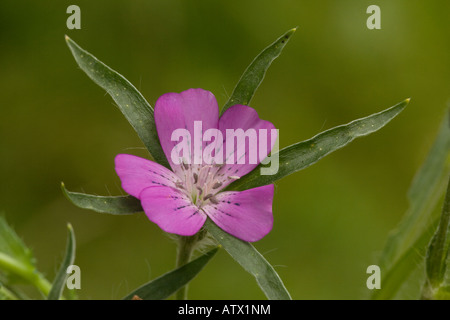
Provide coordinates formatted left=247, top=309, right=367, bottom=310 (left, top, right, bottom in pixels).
left=176, top=162, right=239, bottom=207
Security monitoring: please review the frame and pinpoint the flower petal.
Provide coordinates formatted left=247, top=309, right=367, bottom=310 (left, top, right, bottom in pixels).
left=202, top=184, right=274, bottom=242
left=154, top=88, right=219, bottom=175
left=218, top=105, right=277, bottom=186
left=115, top=154, right=181, bottom=199
left=140, top=186, right=207, bottom=236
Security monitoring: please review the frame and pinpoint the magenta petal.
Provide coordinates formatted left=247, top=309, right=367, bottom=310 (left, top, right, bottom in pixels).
left=154, top=88, right=219, bottom=174
left=218, top=105, right=277, bottom=183
left=115, top=154, right=181, bottom=199
left=202, top=184, right=274, bottom=242
left=140, top=186, right=207, bottom=236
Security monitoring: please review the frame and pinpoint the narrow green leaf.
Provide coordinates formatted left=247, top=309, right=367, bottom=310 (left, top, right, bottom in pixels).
left=123, top=247, right=218, bottom=300
left=371, top=218, right=438, bottom=300
left=204, top=219, right=291, bottom=300
left=425, top=177, right=450, bottom=289
left=61, top=189, right=290, bottom=299
left=47, top=224, right=76, bottom=300
left=62, top=182, right=143, bottom=215
left=373, top=108, right=450, bottom=299
left=379, top=109, right=450, bottom=270
left=62, top=186, right=290, bottom=299
left=221, top=28, right=296, bottom=114
left=226, top=99, right=409, bottom=192
left=65, top=36, right=169, bottom=168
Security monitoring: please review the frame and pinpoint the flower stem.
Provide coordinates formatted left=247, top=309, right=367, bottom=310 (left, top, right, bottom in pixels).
left=175, top=235, right=197, bottom=300
left=0, top=252, right=52, bottom=297
left=174, top=229, right=209, bottom=300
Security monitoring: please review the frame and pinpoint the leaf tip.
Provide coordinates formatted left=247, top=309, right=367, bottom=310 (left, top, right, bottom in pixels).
left=64, top=35, right=70, bottom=42
left=392, top=97, right=410, bottom=113
left=397, top=97, right=410, bottom=111
left=60, top=182, right=68, bottom=194
left=284, top=27, right=297, bottom=39
left=60, top=182, right=72, bottom=202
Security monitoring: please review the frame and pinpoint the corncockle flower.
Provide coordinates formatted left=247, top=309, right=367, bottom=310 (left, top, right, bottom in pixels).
left=115, top=88, right=277, bottom=242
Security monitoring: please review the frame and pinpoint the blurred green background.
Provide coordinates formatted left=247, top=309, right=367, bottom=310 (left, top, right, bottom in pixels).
left=1, top=0, right=449, bottom=299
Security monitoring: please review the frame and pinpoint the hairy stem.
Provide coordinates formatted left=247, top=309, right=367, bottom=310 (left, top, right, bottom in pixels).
left=174, top=230, right=208, bottom=300
left=175, top=236, right=197, bottom=300
left=0, top=252, right=52, bottom=297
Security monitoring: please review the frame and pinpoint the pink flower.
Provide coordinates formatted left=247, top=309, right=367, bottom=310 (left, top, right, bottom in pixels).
left=115, top=89, right=277, bottom=242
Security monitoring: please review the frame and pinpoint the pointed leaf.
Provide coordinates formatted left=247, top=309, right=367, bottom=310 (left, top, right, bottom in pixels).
left=425, top=177, right=450, bottom=289
left=373, top=108, right=450, bottom=299
left=226, top=99, right=409, bottom=191
left=204, top=219, right=291, bottom=300
left=380, top=108, right=450, bottom=270
left=47, top=224, right=76, bottom=300
left=221, top=28, right=296, bottom=114
left=62, top=188, right=288, bottom=299
left=371, top=218, right=438, bottom=300
left=123, top=247, right=218, bottom=300
left=62, top=183, right=143, bottom=215
left=65, top=36, right=169, bottom=168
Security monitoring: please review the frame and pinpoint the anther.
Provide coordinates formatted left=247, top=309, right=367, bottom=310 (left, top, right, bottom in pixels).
left=209, top=196, right=219, bottom=204
left=175, top=182, right=185, bottom=189
left=203, top=194, right=213, bottom=201
left=212, top=181, right=223, bottom=189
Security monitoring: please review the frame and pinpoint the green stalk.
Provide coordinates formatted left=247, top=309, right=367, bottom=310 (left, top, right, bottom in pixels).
left=0, top=252, right=52, bottom=296
left=174, top=230, right=209, bottom=300
left=175, top=236, right=197, bottom=300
